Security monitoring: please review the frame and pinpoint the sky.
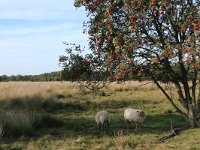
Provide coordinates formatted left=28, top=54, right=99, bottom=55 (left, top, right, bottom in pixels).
left=0, top=0, right=89, bottom=76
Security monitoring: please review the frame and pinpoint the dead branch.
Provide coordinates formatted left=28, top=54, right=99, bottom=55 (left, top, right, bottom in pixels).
left=157, top=128, right=181, bottom=143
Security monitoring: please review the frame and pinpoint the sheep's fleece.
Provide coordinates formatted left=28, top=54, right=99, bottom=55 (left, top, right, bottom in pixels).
left=124, top=108, right=146, bottom=123
left=95, top=111, right=110, bottom=125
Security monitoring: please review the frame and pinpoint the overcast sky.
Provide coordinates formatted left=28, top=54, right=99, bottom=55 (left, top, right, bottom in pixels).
left=0, top=0, right=88, bottom=75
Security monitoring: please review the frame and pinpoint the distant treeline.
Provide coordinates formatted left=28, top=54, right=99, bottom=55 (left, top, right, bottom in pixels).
left=0, top=71, right=62, bottom=82
left=2, top=70, right=196, bottom=82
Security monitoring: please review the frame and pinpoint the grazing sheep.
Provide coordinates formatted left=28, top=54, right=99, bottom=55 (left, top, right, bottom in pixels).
left=95, top=111, right=110, bottom=134
left=124, top=108, right=146, bottom=131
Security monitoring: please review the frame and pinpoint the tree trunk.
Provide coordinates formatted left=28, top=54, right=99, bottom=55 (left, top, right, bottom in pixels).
left=186, top=78, right=200, bottom=128
left=153, top=76, right=200, bottom=128
left=187, top=104, right=197, bottom=128
left=195, top=78, right=200, bottom=127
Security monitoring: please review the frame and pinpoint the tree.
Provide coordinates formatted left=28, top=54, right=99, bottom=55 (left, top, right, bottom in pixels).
left=74, top=0, right=200, bottom=127
left=59, top=43, right=109, bottom=97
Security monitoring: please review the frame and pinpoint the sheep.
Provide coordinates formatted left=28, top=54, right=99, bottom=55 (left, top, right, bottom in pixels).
left=124, top=108, right=146, bottom=131
left=95, top=111, right=110, bottom=134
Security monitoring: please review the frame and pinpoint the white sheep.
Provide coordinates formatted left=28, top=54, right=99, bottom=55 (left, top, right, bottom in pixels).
left=95, top=111, right=110, bottom=133
left=124, top=108, right=146, bottom=131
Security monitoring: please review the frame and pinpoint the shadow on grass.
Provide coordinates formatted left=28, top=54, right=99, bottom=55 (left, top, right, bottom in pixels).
left=0, top=96, right=88, bottom=113
left=100, top=112, right=187, bottom=136
left=0, top=96, right=188, bottom=140
left=144, top=112, right=187, bottom=130
left=0, top=95, right=150, bottom=114
left=38, top=111, right=187, bottom=139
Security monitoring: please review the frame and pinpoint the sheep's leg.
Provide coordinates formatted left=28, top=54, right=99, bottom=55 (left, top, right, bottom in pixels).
left=138, top=123, right=141, bottom=131
left=107, top=120, right=110, bottom=131
left=100, top=122, right=105, bottom=135
left=103, top=122, right=105, bottom=132
left=135, top=123, right=138, bottom=131
left=125, top=120, right=131, bottom=132
left=98, top=124, right=101, bottom=132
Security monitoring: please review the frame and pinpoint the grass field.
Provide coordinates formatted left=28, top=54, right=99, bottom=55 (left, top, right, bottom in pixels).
left=0, top=81, right=200, bottom=150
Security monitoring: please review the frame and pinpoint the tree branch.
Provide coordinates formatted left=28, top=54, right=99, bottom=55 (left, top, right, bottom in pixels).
left=157, top=128, right=181, bottom=143
left=152, top=76, right=188, bottom=119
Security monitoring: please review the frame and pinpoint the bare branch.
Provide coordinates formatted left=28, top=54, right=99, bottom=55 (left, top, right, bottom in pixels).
left=152, top=76, right=188, bottom=119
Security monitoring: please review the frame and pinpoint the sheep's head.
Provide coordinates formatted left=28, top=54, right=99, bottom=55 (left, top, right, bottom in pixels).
left=137, top=110, right=145, bottom=118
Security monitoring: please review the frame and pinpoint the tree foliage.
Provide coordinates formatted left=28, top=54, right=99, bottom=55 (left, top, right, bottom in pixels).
left=74, top=0, right=200, bottom=127
left=59, top=43, right=110, bottom=97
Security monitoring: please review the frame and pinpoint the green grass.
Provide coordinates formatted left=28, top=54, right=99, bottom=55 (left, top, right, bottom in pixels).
left=0, top=81, right=199, bottom=150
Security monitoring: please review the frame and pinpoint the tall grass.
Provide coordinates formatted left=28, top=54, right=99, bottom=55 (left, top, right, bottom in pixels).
left=0, top=82, right=70, bottom=138
left=0, top=81, right=79, bottom=100
left=5, top=109, right=35, bottom=137
left=0, top=109, right=6, bottom=138
left=0, top=81, right=199, bottom=149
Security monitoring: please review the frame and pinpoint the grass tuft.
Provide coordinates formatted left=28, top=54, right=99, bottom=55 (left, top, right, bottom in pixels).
left=5, top=109, right=35, bottom=137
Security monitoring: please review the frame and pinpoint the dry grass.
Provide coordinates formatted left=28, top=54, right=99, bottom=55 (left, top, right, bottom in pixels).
left=0, top=81, right=199, bottom=150
left=0, top=81, right=176, bottom=101
left=0, top=81, right=79, bottom=100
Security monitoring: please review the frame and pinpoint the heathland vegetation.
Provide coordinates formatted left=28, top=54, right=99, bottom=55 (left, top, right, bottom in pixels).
left=0, top=81, right=200, bottom=149
left=0, top=0, right=199, bottom=149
